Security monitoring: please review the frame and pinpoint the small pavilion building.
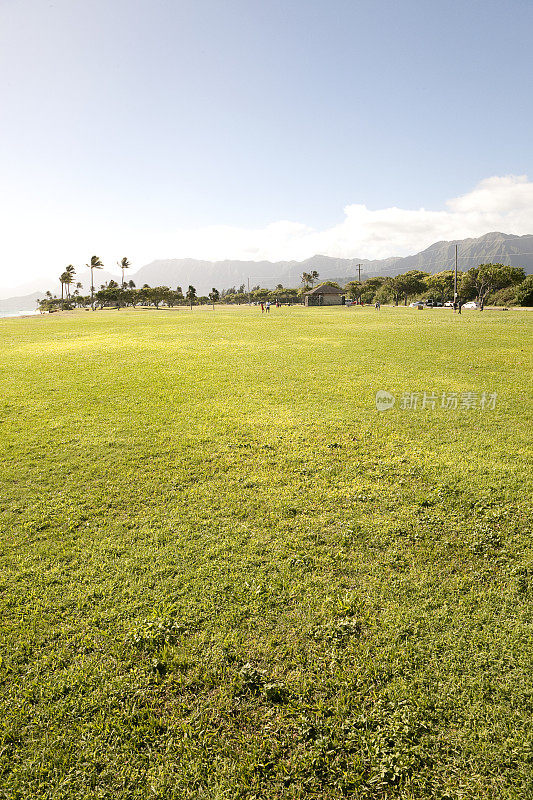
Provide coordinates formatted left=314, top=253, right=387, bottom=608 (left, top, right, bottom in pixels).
left=304, top=283, right=346, bottom=306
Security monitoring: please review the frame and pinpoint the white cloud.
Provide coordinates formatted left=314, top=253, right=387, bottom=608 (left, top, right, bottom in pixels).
left=2, top=174, right=533, bottom=294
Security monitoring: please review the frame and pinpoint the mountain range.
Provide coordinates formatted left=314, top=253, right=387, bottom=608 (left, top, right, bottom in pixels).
left=2, top=232, right=533, bottom=313
left=130, top=232, right=533, bottom=294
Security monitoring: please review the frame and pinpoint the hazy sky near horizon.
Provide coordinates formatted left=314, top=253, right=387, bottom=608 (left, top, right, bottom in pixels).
left=1, top=0, right=533, bottom=290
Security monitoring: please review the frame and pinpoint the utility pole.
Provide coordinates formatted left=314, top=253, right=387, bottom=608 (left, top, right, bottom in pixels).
left=355, top=264, right=362, bottom=303
left=248, top=277, right=251, bottom=305
left=454, top=245, right=458, bottom=300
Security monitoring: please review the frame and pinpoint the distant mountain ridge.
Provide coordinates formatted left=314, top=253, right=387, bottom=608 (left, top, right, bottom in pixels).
left=0, top=291, right=42, bottom=315
left=130, top=232, right=533, bottom=294
left=2, top=232, right=533, bottom=309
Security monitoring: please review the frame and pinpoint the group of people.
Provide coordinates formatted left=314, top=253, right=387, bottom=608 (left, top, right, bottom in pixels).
left=258, top=298, right=471, bottom=312
left=260, top=300, right=281, bottom=312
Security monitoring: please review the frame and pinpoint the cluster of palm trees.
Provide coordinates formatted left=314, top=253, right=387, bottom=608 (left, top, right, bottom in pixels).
left=41, top=253, right=206, bottom=312
left=301, top=270, right=319, bottom=289
left=57, top=256, right=132, bottom=311
left=59, top=264, right=79, bottom=305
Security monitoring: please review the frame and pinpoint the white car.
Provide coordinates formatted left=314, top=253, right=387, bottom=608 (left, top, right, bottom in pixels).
left=409, top=301, right=424, bottom=308
left=462, top=301, right=479, bottom=309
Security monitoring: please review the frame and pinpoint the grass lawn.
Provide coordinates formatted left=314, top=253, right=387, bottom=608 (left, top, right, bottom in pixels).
left=0, top=305, right=532, bottom=799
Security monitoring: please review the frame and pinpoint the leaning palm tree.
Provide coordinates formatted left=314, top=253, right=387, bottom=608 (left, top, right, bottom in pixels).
left=87, top=256, right=104, bottom=311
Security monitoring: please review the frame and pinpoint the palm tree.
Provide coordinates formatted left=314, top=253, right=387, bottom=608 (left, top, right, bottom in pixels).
left=59, top=271, right=67, bottom=309
left=87, top=256, right=104, bottom=311
left=118, top=257, right=131, bottom=288
left=64, top=265, right=76, bottom=301
left=116, top=259, right=130, bottom=311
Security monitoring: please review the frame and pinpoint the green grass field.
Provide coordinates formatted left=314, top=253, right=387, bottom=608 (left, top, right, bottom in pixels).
left=1, top=305, right=532, bottom=799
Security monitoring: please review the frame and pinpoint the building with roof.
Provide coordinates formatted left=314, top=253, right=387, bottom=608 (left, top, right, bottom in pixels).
left=304, top=283, right=346, bottom=306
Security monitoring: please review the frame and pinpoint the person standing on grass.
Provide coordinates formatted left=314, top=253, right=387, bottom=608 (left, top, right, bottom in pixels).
left=375, top=301, right=380, bottom=310
left=265, top=301, right=270, bottom=313
left=260, top=302, right=264, bottom=313
left=458, top=298, right=462, bottom=314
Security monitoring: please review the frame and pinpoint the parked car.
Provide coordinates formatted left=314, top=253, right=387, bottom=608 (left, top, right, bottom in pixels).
left=443, top=301, right=454, bottom=307
left=409, top=301, right=424, bottom=308
left=463, top=301, right=480, bottom=309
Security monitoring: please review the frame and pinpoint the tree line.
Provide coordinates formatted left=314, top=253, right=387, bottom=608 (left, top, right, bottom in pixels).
left=38, top=258, right=533, bottom=312
left=39, top=282, right=217, bottom=312
left=343, top=264, right=532, bottom=307
left=250, top=265, right=531, bottom=306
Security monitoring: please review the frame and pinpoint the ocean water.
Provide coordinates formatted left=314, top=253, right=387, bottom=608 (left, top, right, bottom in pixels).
left=0, top=310, right=40, bottom=318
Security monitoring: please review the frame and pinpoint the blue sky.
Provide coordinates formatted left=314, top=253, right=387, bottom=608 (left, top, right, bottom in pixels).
left=1, top=0, right=533, bottom=290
